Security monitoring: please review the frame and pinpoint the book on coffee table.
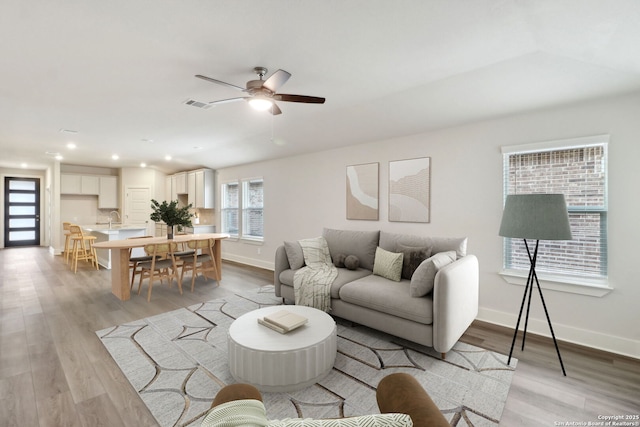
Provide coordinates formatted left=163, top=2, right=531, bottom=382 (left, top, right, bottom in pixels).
left=258, top=310, right=308, bottom=334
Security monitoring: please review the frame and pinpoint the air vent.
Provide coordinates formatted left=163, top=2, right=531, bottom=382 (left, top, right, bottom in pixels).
left=184, top=99, right=212, bottom=110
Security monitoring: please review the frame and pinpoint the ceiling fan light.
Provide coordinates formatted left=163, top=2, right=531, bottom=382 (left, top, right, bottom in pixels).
left=248, top=97, right=273, bottom=111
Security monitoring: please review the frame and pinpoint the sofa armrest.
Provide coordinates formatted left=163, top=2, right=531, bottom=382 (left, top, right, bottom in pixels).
left=432, top=255, right=479, bottom=354
left=274, top=245, right=291, bottom=297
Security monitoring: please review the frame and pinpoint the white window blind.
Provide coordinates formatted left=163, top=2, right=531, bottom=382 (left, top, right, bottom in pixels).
left=221, top=181, right=239, bottom=236
left=502, top=136, right=608, bottom=281
left=242, top=178, right=264, bottom=240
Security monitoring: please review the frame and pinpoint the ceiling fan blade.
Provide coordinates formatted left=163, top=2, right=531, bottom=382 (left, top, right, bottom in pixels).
left=263, top=69, right=291, bottom=93
left=195, top=74, right=245, bottom=91
left=208, top=97, right=249, bottom=105
left=269, top=103, right=283, bottom=115
left=274, top=94, right=325, bottom=104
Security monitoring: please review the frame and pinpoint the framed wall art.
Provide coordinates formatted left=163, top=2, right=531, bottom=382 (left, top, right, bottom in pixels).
left=389, top=157, right=431, bottom=223
left=346, top=162, right=379, bottom=220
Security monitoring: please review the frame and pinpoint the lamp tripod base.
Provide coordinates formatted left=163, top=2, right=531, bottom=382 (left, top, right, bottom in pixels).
left=507, top=239, right=566, bottom=376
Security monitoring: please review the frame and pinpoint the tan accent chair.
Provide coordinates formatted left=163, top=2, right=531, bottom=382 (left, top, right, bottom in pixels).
left=179, top=238, right=219, bottom=292
left=137, top=242, right=181, bottom=302
left=69, top=224, right=99, bottom=273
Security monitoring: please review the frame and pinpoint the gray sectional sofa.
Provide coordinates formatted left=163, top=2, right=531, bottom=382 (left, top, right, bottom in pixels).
left=274, top=228, right=479, bottom=356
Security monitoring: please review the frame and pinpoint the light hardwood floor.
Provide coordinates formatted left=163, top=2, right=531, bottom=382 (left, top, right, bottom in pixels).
left=0, top=247, right=638, bottom=426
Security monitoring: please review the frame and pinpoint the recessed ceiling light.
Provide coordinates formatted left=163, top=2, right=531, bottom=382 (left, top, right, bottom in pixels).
left=21, top=163, right=28, bottom=168
left=140, top=163, right=147, bottom=168
left=165, top=155, right=172, bottom=161
left=55, top=155, right=63, bottom=161
left=112, top=154, right=119, bottom=160
left=66, top=143, right=76, bottom=149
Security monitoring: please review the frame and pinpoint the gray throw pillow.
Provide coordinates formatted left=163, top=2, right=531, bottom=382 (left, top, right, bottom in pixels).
left=284, top=241, right=305, bottom=269
left=372, top=247, right=404, bottom=282
left=410, top=251, right=457, bottom=297
left=397, top=243, right=432, bottom=280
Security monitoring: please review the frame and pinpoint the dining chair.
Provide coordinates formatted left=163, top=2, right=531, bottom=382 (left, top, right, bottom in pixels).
left=68, top=224, right=99, bottom=273
left=127, top=236, right=156, bottom=289
left=137, top=241, right=181, bottom=302
left=179, top=238, right=219, bottom=292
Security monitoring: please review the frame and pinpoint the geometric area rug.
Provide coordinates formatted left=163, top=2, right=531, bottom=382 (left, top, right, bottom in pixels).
left=96, top=286, right=517, bottom=427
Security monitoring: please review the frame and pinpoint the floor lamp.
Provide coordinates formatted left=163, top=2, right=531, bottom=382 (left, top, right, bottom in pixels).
left=499, top=194, right=572, bottom=376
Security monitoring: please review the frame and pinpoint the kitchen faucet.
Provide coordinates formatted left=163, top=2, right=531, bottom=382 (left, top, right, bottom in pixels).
left=108, top=211, right=121, bottom=228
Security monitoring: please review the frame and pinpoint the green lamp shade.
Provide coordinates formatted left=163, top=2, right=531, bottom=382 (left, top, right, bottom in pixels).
left=499, top=194, right=572, bottom=241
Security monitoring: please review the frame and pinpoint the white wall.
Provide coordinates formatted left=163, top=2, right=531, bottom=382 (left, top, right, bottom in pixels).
left=216, top=91, right=640, bottom=359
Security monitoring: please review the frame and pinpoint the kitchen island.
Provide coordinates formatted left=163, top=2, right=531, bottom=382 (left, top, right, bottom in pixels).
left=82, top=224, right=147, bottom=269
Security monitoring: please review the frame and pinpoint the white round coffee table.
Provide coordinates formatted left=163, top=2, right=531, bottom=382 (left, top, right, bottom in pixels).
left=227, top=305, right=337, bottom=392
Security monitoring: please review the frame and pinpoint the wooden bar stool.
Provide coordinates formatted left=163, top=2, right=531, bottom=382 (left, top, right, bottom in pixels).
left=69, top=224, right=99, bottom=273
left=62, top=222, right=73, bottom=264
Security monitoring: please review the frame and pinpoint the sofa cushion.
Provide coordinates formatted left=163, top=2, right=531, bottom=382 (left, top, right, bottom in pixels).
left=339, top=275, right=433, bottom=324
left=379, top=231, right=467, bottom=258
left=410, top=251, right=457, bottom=297
left=397, top=243, right=432, bottom=280
left=284, top=241, right=305, bottom=269
left=372, top=247, right=403, bottom=282
left=322, top=228, right=380, bottom=271
left=279, top=268, right=372, bottom=299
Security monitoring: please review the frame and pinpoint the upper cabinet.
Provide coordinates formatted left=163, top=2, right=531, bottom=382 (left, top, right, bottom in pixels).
left=61, top=173, right=118, bottom=207
left=98, top=176, right=118, bottom=208
left=175, top=172, right=187, bottom=195
left=168, top=168, right=214, bottom=209
left=194, top=169, right=214, bottom=209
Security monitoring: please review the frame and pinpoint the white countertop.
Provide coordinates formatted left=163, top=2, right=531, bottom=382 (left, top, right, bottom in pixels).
left=82, top=224, right=147, bottom=235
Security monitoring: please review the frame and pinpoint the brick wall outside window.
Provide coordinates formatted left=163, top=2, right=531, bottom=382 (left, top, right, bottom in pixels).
left=504, top=144, right=607, bottom=278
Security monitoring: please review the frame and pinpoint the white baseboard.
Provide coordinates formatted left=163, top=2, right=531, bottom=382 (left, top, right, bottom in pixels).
left=222, top=254, right=275, bottom=271
left=477, top=307, right=639, bottom=360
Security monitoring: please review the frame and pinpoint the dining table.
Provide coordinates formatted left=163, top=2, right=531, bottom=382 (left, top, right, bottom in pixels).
left=92, top=233, right=229, bottom=301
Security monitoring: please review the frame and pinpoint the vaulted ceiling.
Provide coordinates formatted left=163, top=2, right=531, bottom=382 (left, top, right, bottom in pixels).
left=2, top=0, right=640, bottom=173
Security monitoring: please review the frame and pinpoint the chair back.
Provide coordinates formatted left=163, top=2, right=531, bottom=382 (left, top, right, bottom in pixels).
left=144, top=242, right=178, bottom=257
left=63, top=222, right=71, bottom=231
left=187, top=238, right=213, bottom=251
left=69, top=224, right=84, bottom=237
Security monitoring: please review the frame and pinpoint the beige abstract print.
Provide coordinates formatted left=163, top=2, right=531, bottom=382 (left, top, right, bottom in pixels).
left=346, top=163, right=379, bottom=220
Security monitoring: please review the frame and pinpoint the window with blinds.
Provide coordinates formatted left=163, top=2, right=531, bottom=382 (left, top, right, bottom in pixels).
left=242, top=178, right=264, bottom=240
left=221, top=181, right=239, bottom=236
left=502, top=137, right=608, bottom=281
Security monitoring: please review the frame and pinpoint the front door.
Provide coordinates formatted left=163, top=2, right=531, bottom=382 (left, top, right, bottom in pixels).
left=4, top=177, right=41, bottom=247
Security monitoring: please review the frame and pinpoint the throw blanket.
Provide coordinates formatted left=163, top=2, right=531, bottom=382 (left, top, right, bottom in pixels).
left=201, top=399, right=413, bottom=427
left=293, top=237, right=338, bottom=312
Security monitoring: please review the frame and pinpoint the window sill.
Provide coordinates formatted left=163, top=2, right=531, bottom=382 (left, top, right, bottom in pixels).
left=241, top=236, right=264, bottom=244
left=499, top=269, right=612, bottom=297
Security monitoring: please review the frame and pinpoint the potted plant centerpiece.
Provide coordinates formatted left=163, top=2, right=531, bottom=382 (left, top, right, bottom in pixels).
left=150, top=199, right=193, bottom=239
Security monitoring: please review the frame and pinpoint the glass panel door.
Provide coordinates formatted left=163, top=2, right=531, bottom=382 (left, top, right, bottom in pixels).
left=4, top=177, right=40, bottom=247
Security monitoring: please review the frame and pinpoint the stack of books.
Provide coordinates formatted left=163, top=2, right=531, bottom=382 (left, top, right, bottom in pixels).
left=258, top=310, right=308, bottom=334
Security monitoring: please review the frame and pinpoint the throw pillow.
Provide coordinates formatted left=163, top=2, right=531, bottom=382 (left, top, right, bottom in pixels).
left=397, top=243, right=432, bottom=280
left=284, top=241, right=305, bottom=269
left=372, top=247, right=404, bottom=282
left=344, top=255, right=360, bottom=270
left=333, top=253, right=346, bottom=268
left=410, top=251, right=457, bottom=297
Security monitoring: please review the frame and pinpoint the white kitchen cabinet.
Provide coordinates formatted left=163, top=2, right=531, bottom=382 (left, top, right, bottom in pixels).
left=194, top=169, right=214, bottom=208
left=61, top=174, right=82, bottom=194
left=165, top=176, right=172, bottom=202
left=175, top=172, right=187, bottom=194
left=187, top=171, right=197, bottom=206
left=61, top=173, right=100, bottom=195
left=98, top=176, right=118, bottom=208
left=171, top=175, right=178, bottom=201
left=81, top=175, right=100, bottom=195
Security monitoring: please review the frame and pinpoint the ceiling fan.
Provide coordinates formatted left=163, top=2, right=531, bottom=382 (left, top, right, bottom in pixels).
left=195, top=67, right=325, bottom=115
